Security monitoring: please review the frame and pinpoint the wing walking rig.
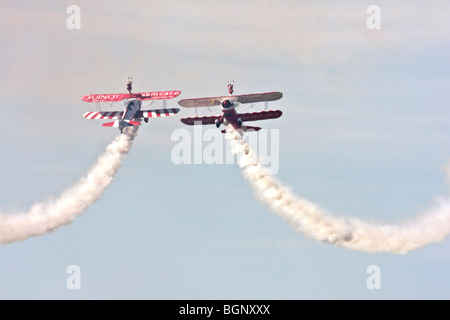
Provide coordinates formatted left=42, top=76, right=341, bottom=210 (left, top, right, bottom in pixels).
left=82, top=77, right=181, bottom=133
left=178, top=81, right=283, bottom=134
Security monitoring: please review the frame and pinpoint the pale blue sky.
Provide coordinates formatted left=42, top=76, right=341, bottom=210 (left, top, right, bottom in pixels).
left=0, top=0, right=449, bottom=299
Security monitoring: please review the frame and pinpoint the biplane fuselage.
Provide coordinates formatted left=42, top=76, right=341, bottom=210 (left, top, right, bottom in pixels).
left=219, top=99, right=246, bottom=131
left=118, top=99, right=142, bottom=132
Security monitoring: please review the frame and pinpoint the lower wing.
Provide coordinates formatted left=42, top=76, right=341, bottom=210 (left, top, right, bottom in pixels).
left=83, top=111, right=123, bottom=120
left=239, top=110, right=282, bottom=122
left=138, top=108, right=180, bottom=118
left=84, top=108, right=179, bottom=120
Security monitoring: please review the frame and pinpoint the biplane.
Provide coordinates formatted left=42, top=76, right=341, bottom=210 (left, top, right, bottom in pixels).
left=82, top=77, right=181, bottom=133
left=178, top=81, right=282, bottom=134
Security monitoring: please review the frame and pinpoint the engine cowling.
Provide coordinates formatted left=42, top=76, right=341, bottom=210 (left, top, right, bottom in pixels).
left=221, top=99, right=235, bottom=111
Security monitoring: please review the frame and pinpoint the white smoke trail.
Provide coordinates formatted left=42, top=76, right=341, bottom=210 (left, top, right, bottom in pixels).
left=226, top=129, right=450, bottom=254
left=0, top=126, right=139, bottom=245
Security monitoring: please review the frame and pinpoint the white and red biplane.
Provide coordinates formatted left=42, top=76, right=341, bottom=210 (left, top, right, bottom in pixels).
left=178, top=81, right=282, bottom=134
left=83, top=78, right=181, bottom=133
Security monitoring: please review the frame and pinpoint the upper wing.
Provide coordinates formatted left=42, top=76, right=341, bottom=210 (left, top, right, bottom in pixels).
left=239, top=110, right=283, bottom=122
left=178, top=92, right=282, bottom=108
left=82, top=90, right=181, bottom=102
left=180, top=115, right=221, bottom=125
left=235, top=92, right=282, bottom=104
left=134, top=91, right=181, bottom=100
left=82, top=94, right=129, bottom=102
left=138, top=108, right=180, bottom=118
left=83, top=111, right=124, bottom=120
left=178, top=97, right=225, bottom=108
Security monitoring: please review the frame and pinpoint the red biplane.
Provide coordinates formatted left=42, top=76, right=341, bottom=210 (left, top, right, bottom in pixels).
left=82, top=77, right=181, bottom=133
left=178, top=81, right=282, bottom=134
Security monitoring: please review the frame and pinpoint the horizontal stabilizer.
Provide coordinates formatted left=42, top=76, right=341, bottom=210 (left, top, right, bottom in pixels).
left=221, top=128, right=245, bottom=136
left=180, top=115, right=221, bottom=126
left=101, top=120, right=141, bottom=128
left=127, top=120, right=141, bottom=126
left=242, top=125, right=262, bottom=132
left=221, top=126, right=260, bottom=134
left=102, top=121, right=119, bottom=127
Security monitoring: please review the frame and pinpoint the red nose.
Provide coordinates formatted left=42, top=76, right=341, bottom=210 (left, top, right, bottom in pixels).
left=222, top=100, right=231, bottom=108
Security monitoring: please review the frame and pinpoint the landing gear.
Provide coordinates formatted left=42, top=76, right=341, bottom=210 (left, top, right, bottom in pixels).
left=238, top=117, right=242, bottom=126
left=215, top=119, right=220, bottom=128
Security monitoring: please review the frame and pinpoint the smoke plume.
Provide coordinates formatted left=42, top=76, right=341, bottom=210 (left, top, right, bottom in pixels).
left=226, top=129, right=450, bottom=254
left=0, top=127, right=139, bottom=245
